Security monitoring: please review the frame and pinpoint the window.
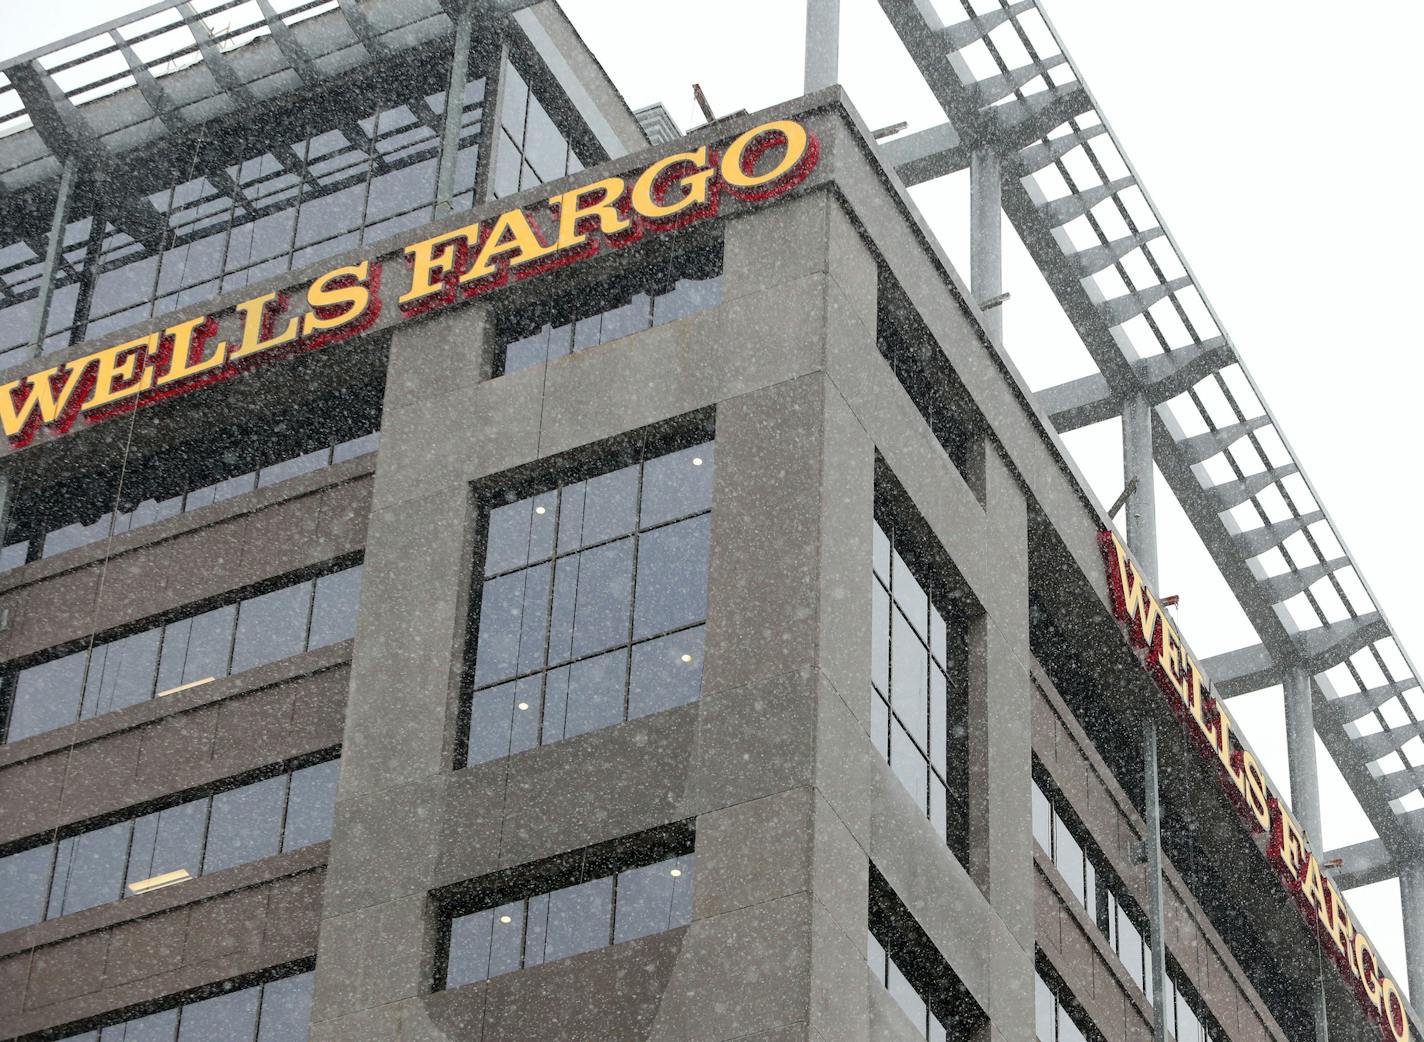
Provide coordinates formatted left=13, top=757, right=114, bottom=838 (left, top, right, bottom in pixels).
left=1, top=564, right=362, bottom=744
left=868, top=865, right=980, bottom=1041
left=1036, top=969, right=1090, bottom=1042
left=0, top=429, right=379, bottom=573
left=462, top=434, right=712, bottom=767
left=498, top=246, right=723, bottom=376
left=1033, top=769, right=1223, bottom=1041
left=490, top=59, right=581, bottom=200
left=0, top=758, right=337, bottom=933
left=870, top=495, right=970, bottom=857
left=439, top=827, right=694, bottom=989
left=55, top=969, right=313, bottom=1042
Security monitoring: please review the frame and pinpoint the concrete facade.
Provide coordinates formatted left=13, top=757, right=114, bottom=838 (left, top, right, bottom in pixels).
left=0, top=51, right=1409, bottom=1042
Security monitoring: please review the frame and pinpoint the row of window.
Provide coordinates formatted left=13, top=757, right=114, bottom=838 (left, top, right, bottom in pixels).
left=1032, top=771, right=1221, bottom=1042
left=870, top=510, right=970, bottom=858
left=867, top=930, right=953, bottom=1042
left=463, top=438, right=713, bottom=767
left=440, top=826, right=696, bottom=990
left=1, top=565, right=362, bottom=744
left=499, top=254, right=723, bottom=376
left=0, top=432, right=378, bottom=574
left=0, top=757, right=337, bottom=934
left=57, top=971, right=313, bottom=1042
left=444, top=852, right=694, bottom=989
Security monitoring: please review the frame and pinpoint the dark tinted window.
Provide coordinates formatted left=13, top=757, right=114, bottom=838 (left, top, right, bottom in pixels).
left=55, top=971, right=313, bottom=1042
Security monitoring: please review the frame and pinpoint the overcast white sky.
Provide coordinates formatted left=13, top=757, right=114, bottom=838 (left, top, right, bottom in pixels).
left=4, top=0, right=1420, bottom=999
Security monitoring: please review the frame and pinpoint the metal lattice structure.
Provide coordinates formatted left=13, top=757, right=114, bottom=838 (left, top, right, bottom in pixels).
left=846, top=0, right=1424, bottom=1002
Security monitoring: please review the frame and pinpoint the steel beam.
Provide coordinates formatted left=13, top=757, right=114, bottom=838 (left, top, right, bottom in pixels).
left=1285, top=666, right=1324, bottom=844
left=970, top=148, right=1002, bottom=344
left=1326, top=837, right=1395, bottom=891
left=1122, top=393, right=1157, bottom=587
left=28, top=154, right=77, bottom=358
left=435, top=0, right=477, bottom=218
left=804, top=0, right=840, bottom=92
left=1402, top=859, right=1424, bottom=1005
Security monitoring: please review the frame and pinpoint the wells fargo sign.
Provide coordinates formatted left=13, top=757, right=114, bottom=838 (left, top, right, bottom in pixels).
left=0, top=118, right=819, bottom=449
left=1100, top=530, right=1409, bottom=1042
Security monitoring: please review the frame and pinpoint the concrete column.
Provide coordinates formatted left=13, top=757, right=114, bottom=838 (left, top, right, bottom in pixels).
left=1284, top=665, right=1323, bottom=845
left=970, top=148, right=1003, bottom=344
left=1120, top=391, right=1157, bottom=587
left=1401, top=860, right=1424, bottom=1007
left=967, top=445, right=1036, bottom=1042
left=1142, top=722, right=1169, bottom=1042
left=804, top=0, right=840, bottom=91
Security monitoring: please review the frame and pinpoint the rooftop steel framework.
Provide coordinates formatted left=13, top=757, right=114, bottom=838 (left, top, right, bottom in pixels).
left=805, top=0, right=1424, bottom=1012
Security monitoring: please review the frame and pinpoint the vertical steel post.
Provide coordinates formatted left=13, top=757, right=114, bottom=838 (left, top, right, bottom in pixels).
left=970, top=148, right=1003, bottom=344
left=30, top=154, right=78, bottom=357
left=434, top=0, right=477, bottom=219
left=1121, top=392, right=1157, bottom=587
left=1283, top=665, right=1323, bottom=843
left=803, top=0, right=840, bottom=92
left=1402, top=860, right=1424, bottom=1011
left=1123, top=388, right=1166, bottom=1042
left=1142, top=722, right=1169, bottom=1042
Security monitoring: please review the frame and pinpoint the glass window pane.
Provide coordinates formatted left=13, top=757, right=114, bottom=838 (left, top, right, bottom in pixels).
left=892, top=551, right=929, bottom=640
left=871, top=581, right=890, bottom=697
left=871, top=691, right=889, bottom=759
left=632, top=515, right=710, bottom=640
left=541, top=876, right=612, bottom=963
left=7, top=652, right=87, bottom=741
left=474, top=562, right=550, bottom=688
left=872, top=523, right=891, bottom=583
left=466, top=680, right=525, bottom=765
left=230, top=582, right=313, bottom=675
left=49, top=821, right=130, bottom=917
left=1035, top=974, right=1055, bottom=1042
left=156, top=604, right=236, bottom=693
left=447, top=908, right=494, bottom=988
left=256, top=972, right=313, bottom=1042
left=886, top=954, right=927, bottom=1032
left=559, top=648, right=626, bottom=740
left=929, top=667, right=947, bottom=779
left=628, top=626, right=704, bottom=720
left=308, top=567, right=362, bottom=649
left=282, top=760, right=339, bottom=851
left=81, top=629, right=161, bottom=719
left=1032, top=783, right=1052, bottom=853
left=125, top=799, right=207, bottom=889
left=890, top=723, right=927, bottom=809
left=103, top=1007, right=177, bottom=1041
left=1054, top=817, right=1086, bottom=906
left=0, top=844, right=52, bottom=932
left=639, top=445, right=713, bottom=528
left=485, top=492, right=557, bottom=576
left=558, top=466, right=638, bottom=553
left=566, top=538, right=634, bottom=660
left=176, top=986, right=260, bottom=1042
left=890, top=609, right=928, bottom=750
left=504, top=326, right=549, bottom=375
left=614, top=856, right=690, bottom=944
left=203, top=775, right=285, bottom=874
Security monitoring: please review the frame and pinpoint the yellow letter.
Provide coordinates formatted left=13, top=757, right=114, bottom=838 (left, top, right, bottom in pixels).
left=1240, top=750, right=1272, bottom=832
left=461, top=209, right=557, bottom=285
left=81, top=334, right=161, bottom=411
left=631, top=147, right=717, bottom=221
left=550, top=177, right=630, bottom=250
left=1324, top=877, right=1358, bottom=974
left=1381, top=975, right=1409, bottom=1042
left=0, top=357, right=97, bottom=439
left=303, top=261, right=374, bottom=336
left=400, top=226, right=477, bottom=309
left=158, top=315, right=225, bottom=386
left=1355, top=933, right=1384, bottom=1015
left=225, top=291, right=300, bottom=362
left=720, top=119, right=816, bottom=200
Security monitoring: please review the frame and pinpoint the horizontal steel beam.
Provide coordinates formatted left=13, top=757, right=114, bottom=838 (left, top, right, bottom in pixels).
left=1328, top=837, right=1396, bottom=891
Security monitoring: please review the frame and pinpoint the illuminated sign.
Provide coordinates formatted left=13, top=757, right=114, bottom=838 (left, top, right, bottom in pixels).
left=0, top=118, right=819, bottom=449
left=1100, top=530, right=1409, bottom=1042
